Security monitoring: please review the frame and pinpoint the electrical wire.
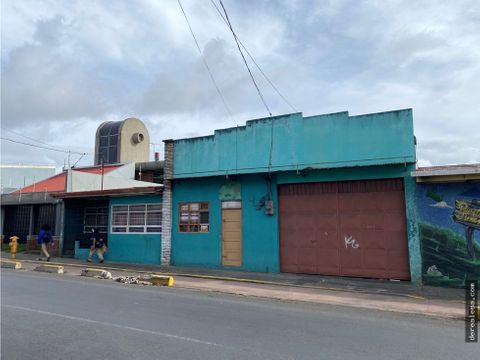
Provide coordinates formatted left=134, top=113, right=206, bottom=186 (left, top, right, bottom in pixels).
left=0, top=137, right=88, bottom=156
left=1, top=127, right=90, bottom=156
left=72, top=153, right=86, bottom=167
left=177, top=0, right=236, bottom=125
left=1, top=127, right=68, bottom=150
left=209, top=0, right=297, bottom=113
left=219, top=0, right=272, bottom=117
left=0, top=161, right=58, bottom=166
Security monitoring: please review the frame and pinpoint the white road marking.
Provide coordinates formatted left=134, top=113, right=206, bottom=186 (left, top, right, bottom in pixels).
left=3, top=304, right=223, bottom=348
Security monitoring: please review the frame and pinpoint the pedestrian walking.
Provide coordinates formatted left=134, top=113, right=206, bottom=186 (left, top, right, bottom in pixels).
left=37, top=224, right=53, bottom=261
left=87, top=228, right=105, bottom=263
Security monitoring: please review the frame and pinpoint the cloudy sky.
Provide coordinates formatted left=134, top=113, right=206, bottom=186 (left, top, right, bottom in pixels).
left=1, top=0, right=479, bottom=169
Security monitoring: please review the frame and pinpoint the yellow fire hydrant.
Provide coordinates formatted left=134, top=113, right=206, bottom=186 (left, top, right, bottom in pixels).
left=9, top=236, right=19, bottom=259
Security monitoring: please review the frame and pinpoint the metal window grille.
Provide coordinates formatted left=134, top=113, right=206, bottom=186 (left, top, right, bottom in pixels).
left=4, top=205, right=31, bottom=243
left=35, top=205, right=56, bottom=234
left=83, top=207, right=108, bottom=234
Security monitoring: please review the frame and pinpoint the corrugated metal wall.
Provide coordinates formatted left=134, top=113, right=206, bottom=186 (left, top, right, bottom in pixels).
left=279, top=179, right=410, bottom=280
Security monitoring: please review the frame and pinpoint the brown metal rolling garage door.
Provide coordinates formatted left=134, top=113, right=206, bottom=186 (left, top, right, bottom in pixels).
left=279, top=179, right=410, bottom=280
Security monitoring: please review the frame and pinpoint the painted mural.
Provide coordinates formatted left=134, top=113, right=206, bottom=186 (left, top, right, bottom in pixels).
left=417, top=183, right=480, bottom=287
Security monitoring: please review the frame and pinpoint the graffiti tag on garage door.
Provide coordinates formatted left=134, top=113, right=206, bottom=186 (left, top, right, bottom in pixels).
left=344, top=235, right=359, bottom=249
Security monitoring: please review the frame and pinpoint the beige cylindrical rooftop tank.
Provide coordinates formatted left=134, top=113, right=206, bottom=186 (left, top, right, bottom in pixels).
left=94, top=118, right=150, bottom=165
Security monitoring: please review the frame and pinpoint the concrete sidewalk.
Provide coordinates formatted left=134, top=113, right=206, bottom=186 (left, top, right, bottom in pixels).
left=1, top=252, right=465, bottom=319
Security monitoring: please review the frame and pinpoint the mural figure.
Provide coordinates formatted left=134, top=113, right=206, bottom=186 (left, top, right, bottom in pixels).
left=418, top=184, right=480, bottom=287
left=452, top=199, right=480, bottom=260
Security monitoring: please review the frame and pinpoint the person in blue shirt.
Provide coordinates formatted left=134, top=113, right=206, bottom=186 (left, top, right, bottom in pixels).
left=37, top=224, right=53, bottom=261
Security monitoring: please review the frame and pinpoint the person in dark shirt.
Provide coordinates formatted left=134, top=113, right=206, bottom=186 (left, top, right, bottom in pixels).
left=87, top=228, right=105, bottom=263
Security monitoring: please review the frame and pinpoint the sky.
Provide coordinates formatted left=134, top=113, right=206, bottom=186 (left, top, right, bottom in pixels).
left=1, top=0, right=479, bottom=170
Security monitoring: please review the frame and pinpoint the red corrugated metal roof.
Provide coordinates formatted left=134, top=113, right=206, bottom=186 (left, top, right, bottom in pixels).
left=13, top=165, right=122, bottom=194
left=14, top=172, right=66, bottom=194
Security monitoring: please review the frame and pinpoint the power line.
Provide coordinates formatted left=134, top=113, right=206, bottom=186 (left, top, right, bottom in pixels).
left=0, top=137, right=88, bottom=156
left=209, top=0, right=297, bottom=113
left=0, top=127, right=89, bottom=155
left=218, top=0, right=272, bottom=117
left=72, top=153, right=86, bottom=167
left=0, top=161, right=58, bottom=166
left=177, top=0, right=236, bottom=125
left=1, top=127, right=64, bottom=149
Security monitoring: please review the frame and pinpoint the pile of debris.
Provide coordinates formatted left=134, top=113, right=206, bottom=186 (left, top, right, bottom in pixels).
left=80, top=268, right=171, bottom=286
left=113, top=275, right=151, bottom=286
left=94, top=270, right=113, bottom=279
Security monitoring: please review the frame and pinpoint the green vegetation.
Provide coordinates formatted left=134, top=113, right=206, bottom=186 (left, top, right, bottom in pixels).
left=420, top=223, right=480, bottom=287
left=1, top=243, right=27, bottom=253
left=426, top=190, right=443, bottom=203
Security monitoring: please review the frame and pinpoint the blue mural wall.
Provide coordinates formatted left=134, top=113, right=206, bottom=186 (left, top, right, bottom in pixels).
left=417, top=182, right=480, bottom=287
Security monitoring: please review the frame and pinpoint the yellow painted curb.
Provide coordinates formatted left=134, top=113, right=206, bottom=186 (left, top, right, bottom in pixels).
left=1, top=260, right=22, bottom=269
left=139, top=274, right=174, bottom=286
left=13, top=258, right=428, bottom=300
left=34, top=264, right=64, bottom=274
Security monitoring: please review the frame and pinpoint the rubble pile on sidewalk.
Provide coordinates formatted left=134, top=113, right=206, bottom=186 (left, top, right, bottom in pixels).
left=113, top=275, right=151, bottom=286
left=88, top=270, right=152, bottom=285
left=79, top=268, right=156, bottom=286
left=95, top=270, right=112, bottom=279
left=82, top=269, right=152, bottom=285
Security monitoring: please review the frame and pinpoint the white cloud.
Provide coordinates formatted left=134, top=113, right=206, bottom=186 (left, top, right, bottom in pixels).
left=1, top=0, right=479, bottom=167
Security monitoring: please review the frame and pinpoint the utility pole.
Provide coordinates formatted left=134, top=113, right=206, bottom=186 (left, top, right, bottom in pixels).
left=101, top=155, right=104, bottom=191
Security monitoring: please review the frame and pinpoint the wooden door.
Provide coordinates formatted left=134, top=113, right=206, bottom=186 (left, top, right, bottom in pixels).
left=222, top=208, right=242, bottom=267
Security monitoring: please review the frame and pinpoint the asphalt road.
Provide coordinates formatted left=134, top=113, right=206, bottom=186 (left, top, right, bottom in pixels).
left=1, top=270, right=477, bottom=360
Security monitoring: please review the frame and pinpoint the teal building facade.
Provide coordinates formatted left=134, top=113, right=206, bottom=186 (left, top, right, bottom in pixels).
left=70, top=193, right=163, bottom=265
left=168, top=110, right=422, bottom=283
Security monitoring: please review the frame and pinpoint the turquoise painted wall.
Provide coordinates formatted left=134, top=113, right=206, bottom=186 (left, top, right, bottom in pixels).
left=172, top=178, right=222, bottom=267
left=172, top=175, right=280, bottom=272
left=108, top=195, right=162, bottom=265
left=173, top=109, right=415, bottom=178
left=171, top=109, right=419, bottom=281
left=171, top=165, right=421, bottom=281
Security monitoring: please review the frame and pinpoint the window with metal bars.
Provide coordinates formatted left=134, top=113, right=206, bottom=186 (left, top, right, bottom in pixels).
left=111, top=204, right=162, bottom=233
left=97, top=122, right=120, bottom=164
left=178, top=202, right=209, bottom=233
left=35, top=205, right=56, bottom=234
left=83, top=207, right=108, bottom=234
left=3, top=205, right=31, bottom=242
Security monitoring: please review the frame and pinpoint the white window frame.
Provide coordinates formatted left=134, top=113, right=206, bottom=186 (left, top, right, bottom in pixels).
left=111, top=204, right=162, bottom=234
